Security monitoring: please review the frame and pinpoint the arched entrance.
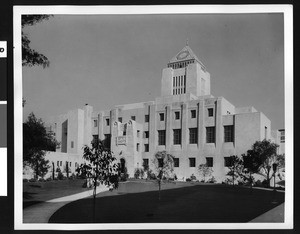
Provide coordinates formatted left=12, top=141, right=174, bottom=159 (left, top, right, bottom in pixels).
left=120, top=158, right=126, bottom=173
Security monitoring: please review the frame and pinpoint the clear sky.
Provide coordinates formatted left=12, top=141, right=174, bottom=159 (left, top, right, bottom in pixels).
left=22, top=13, right=284, bottom=130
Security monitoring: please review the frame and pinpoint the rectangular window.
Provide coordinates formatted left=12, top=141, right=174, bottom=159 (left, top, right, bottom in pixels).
left=136, top=143, right=140, bottom=152
left=173, top=129, right=181, bottom=145
left=224, top=125, right=234, bottom=142
left=118, top=117, right=122, bottom=123
left=280, top=130, right=285, bottom=143
left=60, top=161, right=62, bottom=166
left=206, top=157, right=213, bottom=167
left=105, top=118, right=110, bottom=126
left=70, top=162, right=71, bottom=167
left=104, top=134, right=111, bottom=149
left=159, top=113, right=164, bottom=121
left=174, top=158, right=179, bottom=167
left=224, top=157, right=231, bottom=167
left=71, top=141, right=74, bottom=148
left=145, top=115, right=149, bottom=122
left=189, top=128, right=198, bottom=144
left=144, top=131, right=149, bottom=138
left=175, top=111, right=180, bottom=120
left=189, top=158, right=196, bottom=167
left=144, top=144, right=149, bottom=152
left=206, top=127, right=215, bottom=143
left=137, top=130, right=140, bottom=137
left=158, top=158, right=164, bottom=168
left=131, top=116, right=136, bottom=121
left=208, top=108, right=214, bottom=117
left=94, top=119, right=98, bottom=127
left=191, top=109, right=196, bottom=118
left=57, top=161, right=59, bottom=167
left=158, top=130, right=166, bottom=145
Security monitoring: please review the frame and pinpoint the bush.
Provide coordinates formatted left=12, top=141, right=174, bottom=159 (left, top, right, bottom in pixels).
left=186, top=178, right=191, bottom=182
left=149, top=172, right=157, bottom=180
left=190, top=174, right=197, bottom=181
left=38, top=178, right=46, bottom=182
left=46, top=177, right=52, bottom=182
left=23, top=179, right=28, bottom=183
left=29, top=178, right=37, bottom=182
left=57, top=171, right=64, bottom=180
left=134, top=168, right=141, bottom=179
left=262, top=179, right=269, bottom=188
left=207, top=176, right=216, bottom=183
left=120, top=173, right=129, bottom=182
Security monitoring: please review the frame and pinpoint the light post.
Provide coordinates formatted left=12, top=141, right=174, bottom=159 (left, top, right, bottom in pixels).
left=272, top=163, right=278, bottom=204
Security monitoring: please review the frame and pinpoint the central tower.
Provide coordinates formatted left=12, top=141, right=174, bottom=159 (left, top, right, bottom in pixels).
left=161, top=44, right=211, bottom=97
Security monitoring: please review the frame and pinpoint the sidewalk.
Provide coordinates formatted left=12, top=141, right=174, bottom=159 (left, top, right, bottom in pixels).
left=23, top=185, right=108, bottom=223
left=249, top=203, right=284, bottom=223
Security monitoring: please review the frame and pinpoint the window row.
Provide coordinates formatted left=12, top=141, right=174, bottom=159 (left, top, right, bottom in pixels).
left=142, top=157, right=213, bottom=168
left=172, top=75, right=186, bottom=95
left=167, top=60, right=195, bottom=69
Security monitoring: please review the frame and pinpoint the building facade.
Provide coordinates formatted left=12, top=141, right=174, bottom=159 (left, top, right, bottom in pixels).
left=42, top=45, right=283, bottom=182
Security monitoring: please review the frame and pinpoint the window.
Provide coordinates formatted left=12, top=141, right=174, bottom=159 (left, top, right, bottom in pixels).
left=60, top=161, right=62, bottom=166
left=206, top=127, right=215, bottom=143
left=137, top=130, right=140, bottom=137
left=224, top=125, right=234, bottom=142
left=189, top=158, right=196, bottom=167
left=280, top=130, right=285, bottom=143
left=105, top=118, right=110, bottom=126
left=118, top=117, right=122, bottom=123
left=158, top=158, right=164, bottom=168
left=208, top=108, right=214, bottom=117
left=158, top=130, right=166, bottom=145
left=159, top=113, right=164, bottom=121
left=70, top=162, right=72, bottom=167
left=144, top=131, right=149, bottom=138
left=206, top=157, right=213, bottom=167
left=136, top=143, right=140, bottom=152
left=57, top=161, right=59, bottom=167
left=191, top=109, right=196, bottom=118
left=145, top=115, right=149, bottom=122
left=144, top=144, right=149, bottom=152
left=104, top=134, right=111, bottom=149
left=94, top=120, right=98, bottom=127
left=143, top=159, right=149, bottom=168
left=173, top=129, right=181, bottom=145
left=174, top=158, right=179, bottom=167
left=189, top=128, right=198, bottom=144
left=71, top=141, right=74, bottom=148
left=131, top=116, right=136, bottom=121
left=175, top=111, right=180, bottom=120
left=224, top=157, right=231, bottom=167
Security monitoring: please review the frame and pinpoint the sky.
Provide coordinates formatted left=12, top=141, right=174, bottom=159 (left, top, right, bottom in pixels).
left=22, top=13, right=284, bottom=130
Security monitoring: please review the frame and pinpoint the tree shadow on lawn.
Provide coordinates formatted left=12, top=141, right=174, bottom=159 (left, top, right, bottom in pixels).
left=49, top=185, right=284, bottom=223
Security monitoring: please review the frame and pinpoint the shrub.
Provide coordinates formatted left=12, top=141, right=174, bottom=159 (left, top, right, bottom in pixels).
left=38, top=178, right=46, bottom=182
left=23, top=179, right=28, bottom=183
left=46, top=177, right=52, bottom=182
left=57, top=171, right=64, bottom=180
left=149, top=172, right=157, bottom=180
left=134, top=168, right=141, bottom=179
left=186, top=178, right=191, bottom=182
left=120, top=173, right=129, bottom=182
left=262, top=179, right=269, bottom=188
left=207, top=176, right=216, bottom=183
left=29, top=178, right=37, bottom=182
left=190, top=174, right=197, bottom=181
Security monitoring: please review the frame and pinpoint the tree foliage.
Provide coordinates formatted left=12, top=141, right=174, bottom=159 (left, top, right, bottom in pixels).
left=152, top=151, right=175, bottom=200
left=76, top=140, right=119, bottom=198
left=22, top=15, right=52, bottom=67
left=198, top=163, right=213, bottom=182
left=242, top=150, right=262, bottom=187
left=226, top=155, right=243, bottom=186
left=251, top=140, right=279, bottom=187
left=23, top=112, right=59, bottom=178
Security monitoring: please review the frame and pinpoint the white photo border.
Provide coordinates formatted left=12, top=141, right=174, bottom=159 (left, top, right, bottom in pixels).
left=14, top=5, right=293, bottom=230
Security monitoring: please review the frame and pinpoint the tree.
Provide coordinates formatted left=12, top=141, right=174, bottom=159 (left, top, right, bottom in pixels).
left=251, top=140, right=279, bottom=187
left=226, top=155, right=243, bottom=186
left=242, top=150, right=262, bottom=188
left=22, top=15, right=52, bottom=67
left=198, top=163, right=213, bottom=182
left=23, top=112, right=60, bottom=179
left=76, top=139, right=119, bottom=222
left=152, top=151, right=174, bottom=200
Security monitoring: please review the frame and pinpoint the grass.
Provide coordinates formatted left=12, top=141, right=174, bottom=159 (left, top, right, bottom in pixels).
left=49, top=181, right=284, bottom=223
left=23, top=179, right=91, bottom=209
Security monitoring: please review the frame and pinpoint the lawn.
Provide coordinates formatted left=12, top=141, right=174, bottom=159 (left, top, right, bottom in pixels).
left=23, top=179, right=91, bottom=208
left=49, top=181, right=284, bottom=223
